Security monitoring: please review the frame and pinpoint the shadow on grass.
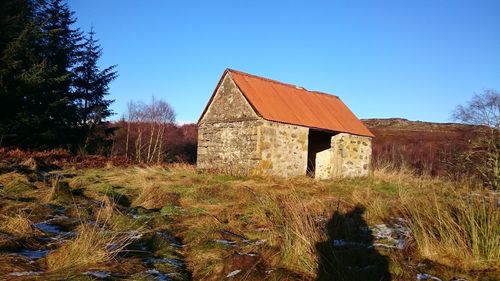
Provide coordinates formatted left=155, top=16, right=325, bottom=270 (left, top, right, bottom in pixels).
left=316, top=205, right=391, bottom=281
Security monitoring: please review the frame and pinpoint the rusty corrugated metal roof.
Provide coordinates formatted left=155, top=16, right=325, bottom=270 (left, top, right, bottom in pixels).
left=200, top=69, right=374, bottom=138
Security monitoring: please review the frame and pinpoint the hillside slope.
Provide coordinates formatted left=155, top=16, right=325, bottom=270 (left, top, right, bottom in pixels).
left=362, top=118, right=484, bottom=175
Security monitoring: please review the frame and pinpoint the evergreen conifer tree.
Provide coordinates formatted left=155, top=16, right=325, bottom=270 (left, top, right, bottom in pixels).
left=73, top=27, right=117, bottom=154
left=37, top=0, right=83, bottom=148
left=0, top=0, right=116, bottom=151
left=0, top=0, right=50, bottom=147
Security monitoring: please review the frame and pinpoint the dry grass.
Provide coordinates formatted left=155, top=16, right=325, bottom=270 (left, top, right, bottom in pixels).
left=0, top=212, right=33, bottom=235
left=95, top=195, right=118, bottom=223
left=44, top=175, right=69, bottom=202
left=255, top=192, right=327, bottom=278
left=400, top=190, right=500, bottom=270
left=58, top=165, right=500, bottom=280
left=46, top=206, right=140, bottom=272
left=132, top=181, right=179, bottom=210
left=372, top=166, right=500, bottom=271
left=0, top=171, right=35, bottom=192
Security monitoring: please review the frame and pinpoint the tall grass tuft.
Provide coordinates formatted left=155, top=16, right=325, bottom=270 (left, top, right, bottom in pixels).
left=256, top=192, right=325, bottom=278
left=0, top=212, right=33, bottom=235
left=47, top=206, right=139, bottom=272
left=401, top=190, right=499, bottom=270
left=132, top=181, right=178, bottom=210
left=45, top=175, right=71, bottom=202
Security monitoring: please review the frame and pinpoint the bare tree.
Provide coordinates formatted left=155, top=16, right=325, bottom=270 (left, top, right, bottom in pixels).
left=125, top=101, right=138, bottom=159
left=453, top=89, right=500, bottom=129
left=124, top=97, right=176, bottom=163
left=150, top=99, right=176, bottom=162
left=453, top=89, right=499, bottom=189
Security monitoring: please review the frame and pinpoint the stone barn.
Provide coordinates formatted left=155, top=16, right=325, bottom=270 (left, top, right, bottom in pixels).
left=197, top=69, right=374, bottom=179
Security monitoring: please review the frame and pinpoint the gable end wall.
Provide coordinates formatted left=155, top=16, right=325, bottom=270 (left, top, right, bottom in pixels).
left=197, top=74, right=262, bottom=172
left=199, top=73, right=259, bottom=124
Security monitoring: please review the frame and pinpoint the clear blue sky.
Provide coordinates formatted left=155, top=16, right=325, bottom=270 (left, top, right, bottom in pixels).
left=69, top=0, right=500, bottom=124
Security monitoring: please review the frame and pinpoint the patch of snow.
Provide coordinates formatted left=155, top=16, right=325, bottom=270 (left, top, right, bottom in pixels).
left=8, top=271, right=43, bottom=277
left=237, top=252, right=258, bottom=257
left=156, top=231, right=185, bottom=248
left=214, top=239, right=237, bottom=246
left=251, top=239, right=266, bottom=245
left=416, top=273, right=442, bottom=281
left=33, top=222, right=63, bottom=234
left=371, top=221, right=410, bottom=250
left=84, top=271, right=112, bottom=279
left=145, top=269, right=171, bottom=281
left=17, top=249, right=49, bottom=259
left=129, top=230, right=143, bottom=240
left=331, top=239, right=368, bottom=248
left=226, top=269, right=242, bottom=278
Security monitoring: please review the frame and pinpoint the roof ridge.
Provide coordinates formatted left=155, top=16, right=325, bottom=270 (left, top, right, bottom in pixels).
left=309, top=90, right=339, bottom=99
left=226, top=68, right=338, bottom=99
left=227, top=68, right=299, bottom=89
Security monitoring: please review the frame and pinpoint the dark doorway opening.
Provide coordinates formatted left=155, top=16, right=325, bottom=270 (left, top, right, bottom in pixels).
left=307, top=129, right=335, bottom=177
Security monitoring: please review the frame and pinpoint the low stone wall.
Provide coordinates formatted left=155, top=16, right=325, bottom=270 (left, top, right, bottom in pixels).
left=331, top=133, right=372, bottom=177
left=315, top=148, right=333, bottom=180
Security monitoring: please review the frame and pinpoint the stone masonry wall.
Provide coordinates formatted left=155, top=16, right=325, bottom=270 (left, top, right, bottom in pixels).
left=198, top=73, right=261, bottom=172
left=200, top=74, right=259, bottom=123
left=315, top=148, right=333, bottom=180
left=197, top=121, right=261, bottom=172
left=198, top=120, right=309, bottom=176
left=256, top=121, right=309, bottom=177
left=331, top=133, right=372, bottom=177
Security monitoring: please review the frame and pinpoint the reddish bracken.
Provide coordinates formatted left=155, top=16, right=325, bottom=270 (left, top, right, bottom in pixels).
left=0, top=148, right=132, bottom=169
left=364, top=118, right=488, bottom=178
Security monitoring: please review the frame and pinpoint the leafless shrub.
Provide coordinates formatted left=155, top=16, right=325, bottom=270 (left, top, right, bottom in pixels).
left=119, top=96, right=176, bottom=163
left=452, top=89, right=499, bottom=189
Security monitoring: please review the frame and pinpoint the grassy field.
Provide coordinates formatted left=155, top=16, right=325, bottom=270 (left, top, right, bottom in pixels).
left=0, top=161, right=498, bottom=280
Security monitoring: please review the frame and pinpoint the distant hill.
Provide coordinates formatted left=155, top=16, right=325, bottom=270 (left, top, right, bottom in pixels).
left=363, top=118, right=482, bottom=132
left=362, top=118, right=485, bottom=176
